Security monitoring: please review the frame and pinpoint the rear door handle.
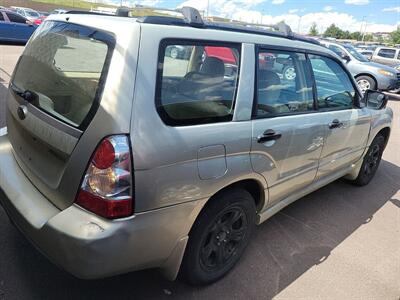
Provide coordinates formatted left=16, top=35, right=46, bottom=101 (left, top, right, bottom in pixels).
left=329, top=119, right=343, bottom=129
left=257, top=129, right=282, bottom=143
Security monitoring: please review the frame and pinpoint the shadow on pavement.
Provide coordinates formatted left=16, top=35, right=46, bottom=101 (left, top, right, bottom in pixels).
left=0, top=159, right=399, bottom=300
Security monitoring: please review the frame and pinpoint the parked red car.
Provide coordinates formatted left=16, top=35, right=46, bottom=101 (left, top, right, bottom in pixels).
left=204, top=46, right=237, bottom=64
left=33, top=15, right=46, bottom=25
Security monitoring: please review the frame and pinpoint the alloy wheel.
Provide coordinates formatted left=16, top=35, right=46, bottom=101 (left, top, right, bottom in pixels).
left=364, top=144, right=380, bottom=176
left=284, top=67, right=296, bottom=80
left=357, top=79, right=371, bottom=94
left=199, top=206, right=248, bottom=272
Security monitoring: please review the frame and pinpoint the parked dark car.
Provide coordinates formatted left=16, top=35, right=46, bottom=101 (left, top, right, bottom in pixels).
left=0, top=9, right=37, bottom=43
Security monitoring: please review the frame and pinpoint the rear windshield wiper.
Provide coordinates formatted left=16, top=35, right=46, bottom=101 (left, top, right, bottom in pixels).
left=10, top=85, right=39, bottom=105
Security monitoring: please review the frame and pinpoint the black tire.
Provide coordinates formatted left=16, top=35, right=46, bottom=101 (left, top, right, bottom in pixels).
left=356, top=75, right=376, bottom=93
left=180, top=188, right=256, bottom=285
left=351, top=134, right=385, bottom=186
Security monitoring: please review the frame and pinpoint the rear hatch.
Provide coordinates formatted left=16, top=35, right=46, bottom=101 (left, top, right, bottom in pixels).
left=6, top=20, right=126, bottom=209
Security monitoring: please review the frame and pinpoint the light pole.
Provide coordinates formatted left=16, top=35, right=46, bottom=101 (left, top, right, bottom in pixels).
left=359, top=15, right=366, bottom=41
left=260, top=9, right=264, bottom=24
left=362, top=22, right=368, bottom=42
left=359, top=16, right=366, bottom=33
left=297, top=15, right=302, bottom=33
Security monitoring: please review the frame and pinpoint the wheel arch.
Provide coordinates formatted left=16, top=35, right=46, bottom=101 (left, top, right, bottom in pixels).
left=189, top=178, right=266, bottom=236
left=207, top=179, right=266, bottom=213
left=355, top=73, right=378, bottom=88
left=376, top=127, right=391, bottom=149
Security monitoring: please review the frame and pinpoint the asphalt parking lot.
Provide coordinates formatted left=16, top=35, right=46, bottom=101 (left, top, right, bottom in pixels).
left=0, top=45, right=399, bottom=300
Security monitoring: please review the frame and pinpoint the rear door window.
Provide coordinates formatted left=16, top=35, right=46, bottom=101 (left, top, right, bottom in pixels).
left=156, top=40, right=240, bottom=126
left=6, top=12, right=27, bottom=24
left=255, top=50, right=314, bottom=117
left=11, top=21, right=115, bottom=128
left=377, top=49, right=396, bottom=59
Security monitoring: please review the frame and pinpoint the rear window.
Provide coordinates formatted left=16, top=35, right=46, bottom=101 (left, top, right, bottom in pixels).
left=156, top=40, right=240, bottom=126
left=11, top=21, right=115, bottom=129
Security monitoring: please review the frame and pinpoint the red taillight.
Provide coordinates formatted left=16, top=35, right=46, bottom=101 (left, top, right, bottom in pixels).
left=33, top=19, right=42, bottom=25
left=92, top=139, right=115, bottom=169
left=76, top=190, right=132, bottom=219
left=76, top=135, right=133, bottom=219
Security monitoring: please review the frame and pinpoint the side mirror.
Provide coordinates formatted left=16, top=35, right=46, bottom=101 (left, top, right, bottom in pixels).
left=26, top=20, right=33, bottom=26
left=341, top=54, right=351, bottom=63
left=364, top=90, right=388, bottom=110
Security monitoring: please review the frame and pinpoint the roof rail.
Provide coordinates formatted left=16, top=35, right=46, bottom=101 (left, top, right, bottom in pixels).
left=66, top=10, right=115, bottom=16
left=216, top=20, right=293, bottom=37
left=127, top=5, right=205, bottom=27
left=135, top=6, right=294, bottom=38
left=64, top=6, right=319, bottom=46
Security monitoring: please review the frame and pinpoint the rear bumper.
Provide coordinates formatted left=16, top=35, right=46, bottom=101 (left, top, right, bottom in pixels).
left=0, top=134, right=205, bottom=279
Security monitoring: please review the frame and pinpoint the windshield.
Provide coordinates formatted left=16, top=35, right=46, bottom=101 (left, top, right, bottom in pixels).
left=343, top=44, right=369, bottom=62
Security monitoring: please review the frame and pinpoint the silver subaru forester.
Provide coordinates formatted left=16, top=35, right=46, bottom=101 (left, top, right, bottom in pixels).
left=0, top=7, right=393, bottom=285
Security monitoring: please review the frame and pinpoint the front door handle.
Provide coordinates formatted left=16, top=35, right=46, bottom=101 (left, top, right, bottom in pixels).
left=329, top=119, right=343, bottom=129
left=257, top=129, right=282, bottom=143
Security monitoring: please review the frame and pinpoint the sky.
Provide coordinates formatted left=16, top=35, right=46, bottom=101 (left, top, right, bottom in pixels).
left=112, top=0, right=400, bottom=33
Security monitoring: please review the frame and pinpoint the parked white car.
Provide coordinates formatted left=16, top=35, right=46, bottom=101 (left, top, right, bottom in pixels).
left=10, top=6, right=41, bottom=22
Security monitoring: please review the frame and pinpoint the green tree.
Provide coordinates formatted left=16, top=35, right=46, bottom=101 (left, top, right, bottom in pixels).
left=364, top=34, right=373, bottom=42
left=390, top=26, right=400, bottom=44
left=309, top=22, right=318, bottom=36
left=350, top=31, right=362, bottom=41
left=323, top=24, right=343, bottom=38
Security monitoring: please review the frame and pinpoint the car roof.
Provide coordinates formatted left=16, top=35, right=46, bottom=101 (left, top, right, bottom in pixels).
left=320, top=40, right=344, bottom=47
left=376, top=46, right=398, bottom=50
left=0, top=9, right=16, bottom=13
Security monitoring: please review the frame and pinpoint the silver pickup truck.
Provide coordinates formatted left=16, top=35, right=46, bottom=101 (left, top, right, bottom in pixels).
left=371, top=46, right=400, bottom=67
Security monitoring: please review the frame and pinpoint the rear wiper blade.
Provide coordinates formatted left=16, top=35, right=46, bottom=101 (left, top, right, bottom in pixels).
left=10, top=83, right=24, bottom=96
left=10, top=85, right=38, bottom=104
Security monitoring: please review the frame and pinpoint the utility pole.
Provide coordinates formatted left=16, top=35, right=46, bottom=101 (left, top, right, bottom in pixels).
left=207, top=0, right=210, bottom=18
